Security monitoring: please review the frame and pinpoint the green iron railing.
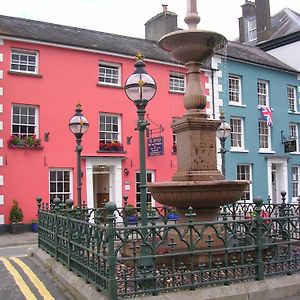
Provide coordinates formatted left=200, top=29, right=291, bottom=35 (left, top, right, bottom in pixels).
left=36, top=194, right=300, bottom=299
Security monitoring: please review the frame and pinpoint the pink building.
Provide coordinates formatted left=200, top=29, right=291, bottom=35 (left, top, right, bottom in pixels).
left=0, top=10, right=219, bottom=231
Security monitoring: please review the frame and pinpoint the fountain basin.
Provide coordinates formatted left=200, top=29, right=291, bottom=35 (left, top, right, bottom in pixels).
left=148, top=180, right=249, bottom=209
left=159, top=30, right=227, bottom=63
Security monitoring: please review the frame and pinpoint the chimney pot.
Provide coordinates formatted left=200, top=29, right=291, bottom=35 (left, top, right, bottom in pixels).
left=162, top=4, right=168, bottom=13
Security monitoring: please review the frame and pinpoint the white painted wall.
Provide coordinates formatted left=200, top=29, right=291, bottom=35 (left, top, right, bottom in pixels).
left=267, top=41, right=300, bottom=72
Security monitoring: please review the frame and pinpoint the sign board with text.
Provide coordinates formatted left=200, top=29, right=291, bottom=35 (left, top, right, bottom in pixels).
left=284, top=140, right=297, bottom=153
left=148, top=136, right=164, bottom=156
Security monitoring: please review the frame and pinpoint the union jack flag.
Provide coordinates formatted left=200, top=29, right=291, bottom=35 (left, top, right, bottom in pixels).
left=260, top=106, right=273, bottom=127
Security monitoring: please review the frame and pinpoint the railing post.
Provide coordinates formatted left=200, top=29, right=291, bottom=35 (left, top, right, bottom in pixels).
left=254, top=196, right=264, bottom=281
left=105, top=201, right=117, bottom=300
left=53, top=197, right=62, bottom=261
left=36, top=197, right=42, bottom=248
left=66, top=198, right=74, bottom=271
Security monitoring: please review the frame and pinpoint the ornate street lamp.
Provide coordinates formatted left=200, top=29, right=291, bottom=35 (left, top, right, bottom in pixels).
left=216, top=112, right=231, bottom=177
left=125, top=53, right=156, bottom=284
left=124, top=53, right=157, bottom=227
left=69, top=103, right=89, bottom=209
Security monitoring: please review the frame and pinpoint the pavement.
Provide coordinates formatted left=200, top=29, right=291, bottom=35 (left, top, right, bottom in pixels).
left=0, top=231, right=38, bottom=248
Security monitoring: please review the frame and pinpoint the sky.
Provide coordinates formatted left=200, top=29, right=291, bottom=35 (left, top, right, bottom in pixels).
left=1, top=0, right=300, bottom=41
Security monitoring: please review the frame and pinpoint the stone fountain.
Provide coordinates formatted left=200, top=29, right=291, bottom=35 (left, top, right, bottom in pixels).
left=148, top=0, right=249, bottom=222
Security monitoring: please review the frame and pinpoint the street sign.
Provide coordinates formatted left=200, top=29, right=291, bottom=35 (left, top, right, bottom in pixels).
left=148, top=136, right=164, bottom=156
left=284, top=140, right=297, bottom=153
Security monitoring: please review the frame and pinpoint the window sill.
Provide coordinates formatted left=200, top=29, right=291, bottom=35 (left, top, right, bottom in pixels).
left=169, top=90, right=185, bottom=95
left=258, top=150, right=275, bottom=154
left=8, top=70, right=43, bottom=78
left=97, top=150, right=127, bottom=154
left=289, top=151, right=300, bottom=155
left=288, top=110, right=300, bottom=115
left=96, top=83, right=123, bottom=89
left=228, top=102, right=246, bottom=108
left=230, top=149, right=249, bottom=153
left=8, top=145, right=43, bottom=150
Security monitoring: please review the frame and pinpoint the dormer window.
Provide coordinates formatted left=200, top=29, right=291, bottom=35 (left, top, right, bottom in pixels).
left=248, top=18, right=257, bottom=41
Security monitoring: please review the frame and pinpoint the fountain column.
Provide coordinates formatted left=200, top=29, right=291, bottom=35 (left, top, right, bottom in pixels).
left=148, top=0, right=248, bottom=222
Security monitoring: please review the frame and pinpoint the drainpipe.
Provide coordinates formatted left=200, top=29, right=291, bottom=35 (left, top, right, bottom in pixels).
left=210, top=67, right=218, bottom=119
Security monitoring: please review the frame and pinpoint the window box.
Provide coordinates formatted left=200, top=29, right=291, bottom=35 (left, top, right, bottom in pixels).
left=8, top=135, right=43, bottom=149
left=99, top=141, right=124, bottom=152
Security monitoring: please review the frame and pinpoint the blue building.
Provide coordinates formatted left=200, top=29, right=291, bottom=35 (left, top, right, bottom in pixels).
left=219, top=41, right=300, bottom=203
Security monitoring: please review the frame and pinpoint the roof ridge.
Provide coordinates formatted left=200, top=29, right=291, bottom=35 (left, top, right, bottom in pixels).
left=284, top=8, right=300, bottom=26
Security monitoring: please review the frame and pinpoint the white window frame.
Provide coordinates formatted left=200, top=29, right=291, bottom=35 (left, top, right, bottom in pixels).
left=257, top=80, right=269, bottom=107
left=292, top=165, right=300, bottom=200
left=49, top=169, right=73, bottom=203
left=236, top=164, right=252, bottom=202
left=169, top=72, right=185, bottom=93
left=258, top=120, right=271, bottom=152
left=135, top=170, right=155, bottom=209
left=288, top=86, right=297, bottom=112
left=230, top=117, right=245, bottom=150
left=12, top=104, right=39, bottom=137
left=99, top=113, right=121, bottom=143
left=10, top=49, right=38, bottom=74
left=248, top=18, right=257, bottom=41
left=289, top=123, right=299, bottom=152
left=98, top=62, right=121, bottom=86
left=229, top=75, right=242, bottom=105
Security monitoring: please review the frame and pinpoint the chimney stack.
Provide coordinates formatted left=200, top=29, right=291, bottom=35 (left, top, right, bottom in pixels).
left=238, top=1, right=255, bottom=43
left=145, top=5, right=178, bottom=42
left=255, top=0, right=271, bottom=42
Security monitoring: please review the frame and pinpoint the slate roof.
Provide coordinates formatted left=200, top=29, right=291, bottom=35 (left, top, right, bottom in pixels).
left=0, top=14, right=297, bottom=74
left=0, top=14, right=174, bottom=64
left=219, top=41, right=297, bottom=73
left=269, top=8, right=300, bottom=40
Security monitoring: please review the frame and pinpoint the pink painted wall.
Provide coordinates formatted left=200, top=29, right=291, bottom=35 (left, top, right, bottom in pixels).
left=0, top=39, right=210, bottom=224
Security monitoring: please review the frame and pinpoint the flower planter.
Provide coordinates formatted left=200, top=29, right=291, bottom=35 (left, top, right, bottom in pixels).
left=167, top=213, right=179, bottom=221
left=10, top=222, right=24, bottom=234
left=127, top=215, right=138, bottom=225
left=31, top=223, right=38, bottom=233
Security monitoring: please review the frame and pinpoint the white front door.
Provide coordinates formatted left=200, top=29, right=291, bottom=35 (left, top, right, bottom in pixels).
left=267, top=158, right=288, bottom=204
left=85, top=157, right=123, bottom=209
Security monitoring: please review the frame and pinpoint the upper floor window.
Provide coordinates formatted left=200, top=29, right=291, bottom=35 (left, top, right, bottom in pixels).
left=288, top=86, right=297, bottom=112
left=169, top=73, right=185, bottom=93
left=292, top=165, right=300, bottom=199
left=12, top=104, right=38, bottom=137
left=258, top=120, right=271, bottom=151
left=290, top=123, right=299, bottom=152
left=257, top=80, right=269, bottom=107
left=229, top=75, right=242, bottom=105
left=99, top=113, right=121, bottom=143
left=237, top=164, right=252, bottom=201
left=99, top=62, right=121, bottom=86
left=248, top=18, right=257, bottom=41
left=49, top=169, right=72, bottom=203
left=11, top=49, right=38, bottom=74
left=230, top=118, right=244, bottom=150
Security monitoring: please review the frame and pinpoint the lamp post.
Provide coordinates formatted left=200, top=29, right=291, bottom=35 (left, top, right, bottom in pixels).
left=69, top=103, right=89, bottom=209
left=216, top=112, right=231, bottom=177
left=125, top=53, right=156, bottom=284
left=124, top=53, right=157, bottom=227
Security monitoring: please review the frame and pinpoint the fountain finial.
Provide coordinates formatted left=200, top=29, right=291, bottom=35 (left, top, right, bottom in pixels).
left=184, top=0, right=200, bottom=29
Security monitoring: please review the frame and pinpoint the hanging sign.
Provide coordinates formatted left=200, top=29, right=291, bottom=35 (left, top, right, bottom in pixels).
left=148, top=136, right=164, bottom=156
left=284, top=140, right=296, bottom=153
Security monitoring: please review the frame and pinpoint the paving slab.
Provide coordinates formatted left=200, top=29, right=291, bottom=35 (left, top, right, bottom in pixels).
left=0, top=232, right=38, bottom=248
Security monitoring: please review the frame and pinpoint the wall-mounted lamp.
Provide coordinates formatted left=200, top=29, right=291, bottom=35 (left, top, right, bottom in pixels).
left=124, top=168, right=129, bottom=176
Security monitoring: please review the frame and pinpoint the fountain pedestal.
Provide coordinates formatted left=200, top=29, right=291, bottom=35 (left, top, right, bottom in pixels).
left=172, top=114, right=223, bottom=182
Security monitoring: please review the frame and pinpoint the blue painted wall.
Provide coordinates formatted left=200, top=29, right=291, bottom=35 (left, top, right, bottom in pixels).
left=220, top=58, right=300, bottom=202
